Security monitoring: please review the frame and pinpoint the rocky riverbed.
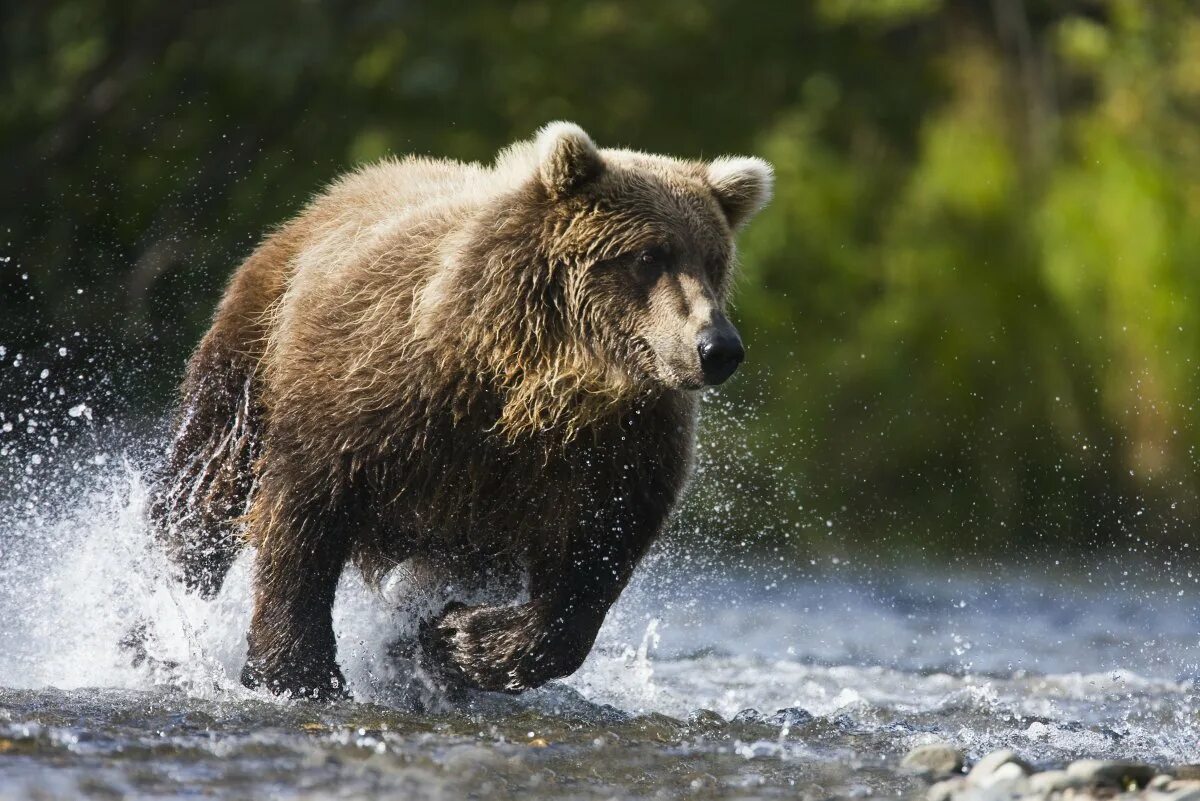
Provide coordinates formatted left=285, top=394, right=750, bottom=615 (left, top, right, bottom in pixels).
left=904, top=744, right=1200, bottom=801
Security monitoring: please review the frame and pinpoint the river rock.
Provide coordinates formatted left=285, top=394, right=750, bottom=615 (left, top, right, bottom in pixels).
left=926, top=776, right=966, bottom=801
left=977, top=761, right=1030, bottom=790
left=1066, top=759, right=1155, bottom=788
left=966, top=749, right=1031, bottom=786
left=686, top=709, right=726, bottom=733
left=731, top=708, right=764, bottom=724
left=1167, top=779, right=1200, bottom=796
left=901, top=743, right=965, bottom=779
left=766, top=707, right=814, bottom=727
left=1028, top=769, right=1085, bottom=794
left=634, top=712, right=684, bottom=741
left=687, top=709, right=725, bottom=724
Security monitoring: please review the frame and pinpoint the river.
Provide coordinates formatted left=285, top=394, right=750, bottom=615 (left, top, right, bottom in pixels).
left=0, top=457, right=1196, bottom=799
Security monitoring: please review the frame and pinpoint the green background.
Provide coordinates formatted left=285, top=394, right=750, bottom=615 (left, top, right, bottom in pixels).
left=4, top=0, right=1200, bottom=559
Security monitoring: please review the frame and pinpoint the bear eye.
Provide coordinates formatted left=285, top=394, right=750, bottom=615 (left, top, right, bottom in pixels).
left=637, top=246, right=669, bottom=267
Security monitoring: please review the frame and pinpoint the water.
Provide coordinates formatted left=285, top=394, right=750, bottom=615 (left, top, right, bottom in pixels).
left=1, top=452, right=1198, bottom=801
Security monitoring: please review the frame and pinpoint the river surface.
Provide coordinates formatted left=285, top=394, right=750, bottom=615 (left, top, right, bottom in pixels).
left=0, top=460, right=1198, bottom=800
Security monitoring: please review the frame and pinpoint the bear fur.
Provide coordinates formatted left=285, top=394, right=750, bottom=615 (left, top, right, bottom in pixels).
left=151, top=123, right=773, bottom=699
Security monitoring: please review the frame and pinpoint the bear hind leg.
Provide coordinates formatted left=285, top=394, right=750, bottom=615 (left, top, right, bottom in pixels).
left=240, top=496, right=355, bottom=701
left=152, top=348, right=261, bottom=600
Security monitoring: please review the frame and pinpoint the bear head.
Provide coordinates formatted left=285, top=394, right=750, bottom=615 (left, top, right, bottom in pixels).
left=514, top=121, right=773, bottom=394
left=443, top=122, right=774, bottom=436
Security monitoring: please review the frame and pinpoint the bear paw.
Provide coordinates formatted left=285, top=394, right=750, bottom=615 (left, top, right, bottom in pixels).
left=420, top=601, right=592, bottom=694
left=240, top=657, right=349, bottom=702
left=419, top=602, right=545, bottom=693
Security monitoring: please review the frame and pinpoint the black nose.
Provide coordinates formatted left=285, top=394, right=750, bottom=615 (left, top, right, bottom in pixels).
left=697, top=325, right=745, bottom=385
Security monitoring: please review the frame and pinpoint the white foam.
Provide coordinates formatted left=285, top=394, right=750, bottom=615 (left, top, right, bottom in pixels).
left=1, top=437, right=1199, bottom=766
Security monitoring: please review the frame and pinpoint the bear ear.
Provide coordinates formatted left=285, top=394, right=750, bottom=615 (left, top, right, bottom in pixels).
left=706, top=156, right=775, bottom=228
left=536, top=121, right=604, bottom=199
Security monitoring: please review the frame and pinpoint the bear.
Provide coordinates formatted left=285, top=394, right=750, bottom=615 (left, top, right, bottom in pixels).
left=150, top=122, right=773, bottom=700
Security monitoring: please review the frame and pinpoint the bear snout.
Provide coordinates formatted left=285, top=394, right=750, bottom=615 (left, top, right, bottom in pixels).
left=697, top=322, right=745, bottom=385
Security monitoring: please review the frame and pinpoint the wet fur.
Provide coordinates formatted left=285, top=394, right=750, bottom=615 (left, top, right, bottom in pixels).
left=151, top=123, right=772, bottom=698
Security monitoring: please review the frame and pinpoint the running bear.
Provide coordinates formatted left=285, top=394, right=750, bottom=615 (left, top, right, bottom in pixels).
left=151, top=123, right=773, bottom=699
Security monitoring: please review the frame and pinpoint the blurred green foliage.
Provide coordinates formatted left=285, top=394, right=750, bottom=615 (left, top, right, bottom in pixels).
left=4, top=0, right=1200, bottom=555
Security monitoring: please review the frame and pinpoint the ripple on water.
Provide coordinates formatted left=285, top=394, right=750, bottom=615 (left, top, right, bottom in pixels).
left=0, top=459, right=1198, bottom=798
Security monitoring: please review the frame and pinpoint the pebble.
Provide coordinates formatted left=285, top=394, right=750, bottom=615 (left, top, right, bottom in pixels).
left=1028, top=769, right=1083, bottom=793
left=731, top=708, right=763, bottom=724
left=686, top=709, right=726, bottom=733
left=902, top=748, right=1192, bottom=801
left=902, top=743, right=965, bottom=779
left=1066, top=759, right=1156, bottom=788
left=967, top=749, right=1031, bottom=786
left=633, top=712, right=683, bottom=741
left=926, top=777, right=966, bottom=801
left=766, top=707, right=814, bottom=728
left=984, top=761, right=1031, bottom=787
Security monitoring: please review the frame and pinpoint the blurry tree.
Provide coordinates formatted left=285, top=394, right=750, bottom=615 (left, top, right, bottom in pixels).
left=3, top=0, right=1199, bottom=557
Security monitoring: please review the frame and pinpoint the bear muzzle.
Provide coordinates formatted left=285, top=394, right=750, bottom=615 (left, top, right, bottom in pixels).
left=697, top=321, right=745, bottom=386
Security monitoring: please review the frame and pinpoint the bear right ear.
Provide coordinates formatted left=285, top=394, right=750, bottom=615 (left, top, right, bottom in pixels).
left=536, top=121, right=604, bottom=199
left=707, top=156, right=775, bottom=229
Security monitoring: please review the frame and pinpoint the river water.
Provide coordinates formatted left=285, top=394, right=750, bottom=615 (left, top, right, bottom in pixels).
left=0, top=455, right=1197, bottom=800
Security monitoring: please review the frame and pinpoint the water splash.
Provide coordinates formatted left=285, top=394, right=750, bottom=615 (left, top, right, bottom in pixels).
left=1, top=378, right=1200, bottom=789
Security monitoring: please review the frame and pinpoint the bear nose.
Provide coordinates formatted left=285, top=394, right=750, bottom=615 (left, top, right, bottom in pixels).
left=696, top=324, right=745, bottom=386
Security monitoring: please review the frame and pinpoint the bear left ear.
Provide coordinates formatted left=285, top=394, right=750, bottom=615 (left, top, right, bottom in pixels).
left=536, top=121, right=604, bottom=199
left=706, top=156, right=775, bottom=228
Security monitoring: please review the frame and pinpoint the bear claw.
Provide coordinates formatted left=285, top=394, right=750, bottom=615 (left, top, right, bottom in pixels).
left=418, top=605, right=475, bottom=689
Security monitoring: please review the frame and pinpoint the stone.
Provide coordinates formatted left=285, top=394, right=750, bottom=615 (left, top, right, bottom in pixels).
left=1168, top=780, right=1200, bottom=793
left=766, top=707, right=814, bottom=728
left=686, top=709, right=726, bottom=733
left=1154, top=783, right=1200, bottom=801
left=973, top=761, right=1030, bottom=790
left=731, top=708, right=764, bottom=724
left=1066, top=759, right=1155, bottom=788
left=967, top=750, right=1031, bottom=785
left=1029, top=769, right=1084, bottom=793
left=634, top=712, right=684, bottom=741
left=926, top=777, right=966, bottom=801
left=902, top=743, right=966, bottom=779
left=686, top=708, right=725, bottom=725
left=1149, top=775, right=1174, bottom=790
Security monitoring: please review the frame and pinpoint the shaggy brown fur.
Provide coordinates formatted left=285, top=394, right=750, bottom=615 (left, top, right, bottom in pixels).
left=151, top=123, right=773, bottom=699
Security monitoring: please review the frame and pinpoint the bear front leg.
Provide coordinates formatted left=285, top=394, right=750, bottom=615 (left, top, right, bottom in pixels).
left=421, top=515, right=659, bottom=693
left=419, top=599, right=599, bottom=692
left=241, top=503, right=351, bottom=701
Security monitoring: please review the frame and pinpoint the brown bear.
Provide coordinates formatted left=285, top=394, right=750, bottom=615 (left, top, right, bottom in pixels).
left=150, top=123, right=773, bottom=699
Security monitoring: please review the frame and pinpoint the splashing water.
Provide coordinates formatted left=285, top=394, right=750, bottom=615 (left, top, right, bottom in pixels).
left=1, top=398, right=1199, bottom=798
